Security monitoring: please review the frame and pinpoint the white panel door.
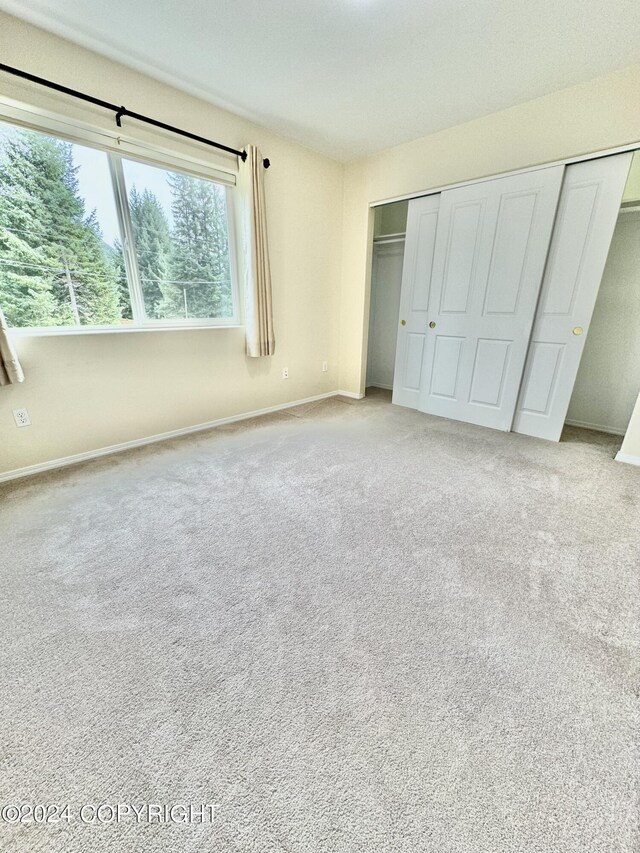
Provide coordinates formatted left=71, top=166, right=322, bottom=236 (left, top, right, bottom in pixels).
left=417, top=166, right=564, bottom=430
left=513, top=153, right=632, bottom=441
left=392, top=194, right=440, bottom=408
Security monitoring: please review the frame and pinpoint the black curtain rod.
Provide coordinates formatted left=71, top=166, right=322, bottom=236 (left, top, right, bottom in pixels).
left=0, top=63, right=270, bottom=168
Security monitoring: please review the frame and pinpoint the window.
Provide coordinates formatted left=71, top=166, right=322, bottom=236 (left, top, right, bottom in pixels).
left=0, top=118, right=237, bottom=331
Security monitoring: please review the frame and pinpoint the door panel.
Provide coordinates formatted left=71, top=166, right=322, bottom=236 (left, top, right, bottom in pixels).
left=418, top=165, right=565, bottom=431
left=468, top=339, right=512, bottom=407
left=392, top=194, right=440, bottom=408
left=539, top=184, right=600, bottom=315
left=430, top=336, right=464, bottom=399
left=513, top=153, right=633, bottom=441
left=404, top=333, right=426, bottom=390
left=440, top=201, right=484, bottom=313
left=410, top=213, right=438, bottom=311
left=484, top=192, right=538, bottom=315
left=518, top=342, right=566, bottom=416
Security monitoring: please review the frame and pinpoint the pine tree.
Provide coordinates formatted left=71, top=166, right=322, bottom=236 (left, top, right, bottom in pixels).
left=163, top=172, right=232, bottom=318
left=0, top=128, right=121, bottom=327
left=0, top=131, right=63, bottom=326
left=0, top=226, right=61, bottom=327
left=65, top=208, right=122, bottom=325
left=109, top=238, right=131, bottom=320
left=128, top=187, right=172, bottom=319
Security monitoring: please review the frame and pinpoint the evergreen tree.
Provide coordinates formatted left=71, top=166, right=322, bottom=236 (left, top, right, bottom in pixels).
left=128, top=187, right=172, bottom=319
left=163, top=172, right=231, bottom=318
left=0, top=223, right=61, bottom=327
left=67, top=208, right=122, bottom=325
left=109, top=238, right=131, bottom=320
left=0, top=131, right=64, bottom=326
left=0, top=129, right=121, bottom=327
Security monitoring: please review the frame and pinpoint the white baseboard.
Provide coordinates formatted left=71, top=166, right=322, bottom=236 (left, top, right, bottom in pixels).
left=0, top=390, right=351, bottom=484
left=564, top=418, right=625, bottom=436
left=337, top=389, right=365, bottom=399
left=615, top=451, right=640, bottom=467
left=366, top=383, right=393, bottom=391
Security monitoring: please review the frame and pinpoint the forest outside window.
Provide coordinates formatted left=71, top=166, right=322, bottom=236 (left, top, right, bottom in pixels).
left=0, top=117, right=238, bottom=331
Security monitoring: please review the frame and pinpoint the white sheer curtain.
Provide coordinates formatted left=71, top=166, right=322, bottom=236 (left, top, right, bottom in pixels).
left=240, top=145, right=275, bottom=357
left=0, top=307, right=24, bottom=385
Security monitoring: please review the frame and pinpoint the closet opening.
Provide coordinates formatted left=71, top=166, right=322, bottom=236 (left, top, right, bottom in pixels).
left=362, top=145, right=640, bottom=462
left=561, top=151, right=640, bottom=451
left=365, top=200, right=408, bottom=398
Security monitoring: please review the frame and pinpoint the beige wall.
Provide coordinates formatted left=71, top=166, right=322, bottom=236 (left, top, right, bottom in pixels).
left=0, top=13, right=343, bottom=476
left=338, top=66, right=640, bottom=403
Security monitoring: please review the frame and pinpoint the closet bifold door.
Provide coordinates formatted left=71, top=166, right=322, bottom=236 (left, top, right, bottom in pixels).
left=417, top=165, right=564, bottom=431
left=512, top=152, right=633, bottom=441
left=392, top=194, right=441, bottom=409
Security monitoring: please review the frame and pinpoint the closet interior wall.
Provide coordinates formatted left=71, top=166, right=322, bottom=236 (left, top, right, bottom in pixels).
left=366, top=201, right=408, bottom=390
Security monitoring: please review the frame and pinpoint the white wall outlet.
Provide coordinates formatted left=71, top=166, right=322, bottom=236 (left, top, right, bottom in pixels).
left=282, top=367, right=289, bottom=379
left=322, top=360, right=328, bottom=372
left=13, top=408, right=31, bottom=428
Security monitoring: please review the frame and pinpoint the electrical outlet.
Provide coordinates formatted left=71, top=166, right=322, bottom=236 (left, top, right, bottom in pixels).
left=282, top=367, right=289, bottom=379
left=13, top=408, right=31, bottom=428
left=322, top=360, right=328, bottom=372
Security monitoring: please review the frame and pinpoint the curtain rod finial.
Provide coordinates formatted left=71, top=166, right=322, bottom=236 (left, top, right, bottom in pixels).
left=240, top=150, right=248, bottom=162
left=263, top=158, right=270, bottom=169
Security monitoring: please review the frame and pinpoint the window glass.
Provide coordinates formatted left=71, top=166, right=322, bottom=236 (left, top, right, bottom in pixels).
left=0, top=118, right=236, bottom=330
left=121, top=158, right=233, bottom=321
left=0, top=122, right=126, bottom=328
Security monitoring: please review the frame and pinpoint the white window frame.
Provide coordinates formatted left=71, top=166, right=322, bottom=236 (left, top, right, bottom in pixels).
left=0, top=96, right=242, bottom=336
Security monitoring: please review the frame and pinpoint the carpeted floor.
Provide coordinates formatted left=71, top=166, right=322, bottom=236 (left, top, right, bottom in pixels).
left=1, top=389, right=639, bottom=852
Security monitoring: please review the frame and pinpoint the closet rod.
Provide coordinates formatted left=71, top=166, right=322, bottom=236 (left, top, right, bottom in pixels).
left=0, top=63, right=271, bottom=168
left=373, top=235, right=406, bottom=244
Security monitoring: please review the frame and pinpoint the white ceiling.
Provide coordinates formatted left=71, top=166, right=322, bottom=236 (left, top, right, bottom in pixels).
left=2, top=0, right=640, bottom=161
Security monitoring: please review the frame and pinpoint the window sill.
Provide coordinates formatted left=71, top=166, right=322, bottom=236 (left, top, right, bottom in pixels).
left=11, top=323, right=244, bottom=337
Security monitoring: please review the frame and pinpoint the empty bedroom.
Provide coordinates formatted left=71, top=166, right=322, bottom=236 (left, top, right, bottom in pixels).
left=0, top=1, right=639, bottom=851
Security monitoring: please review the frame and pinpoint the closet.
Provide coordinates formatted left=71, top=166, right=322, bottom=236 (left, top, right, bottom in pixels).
left=389, top=151, right=634, bottom=439
left=366, top=202, right=407, bottom=390
left=565, top=189, right=640, bottom=436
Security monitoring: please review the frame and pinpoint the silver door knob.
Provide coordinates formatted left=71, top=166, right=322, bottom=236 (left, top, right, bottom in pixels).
left=572, top=326, right=583, bottom=336
left=429, top=321, right=436, bottom=329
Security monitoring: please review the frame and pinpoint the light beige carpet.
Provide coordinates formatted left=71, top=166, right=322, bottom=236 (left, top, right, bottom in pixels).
left=0, top=390, right=638, bottom=852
